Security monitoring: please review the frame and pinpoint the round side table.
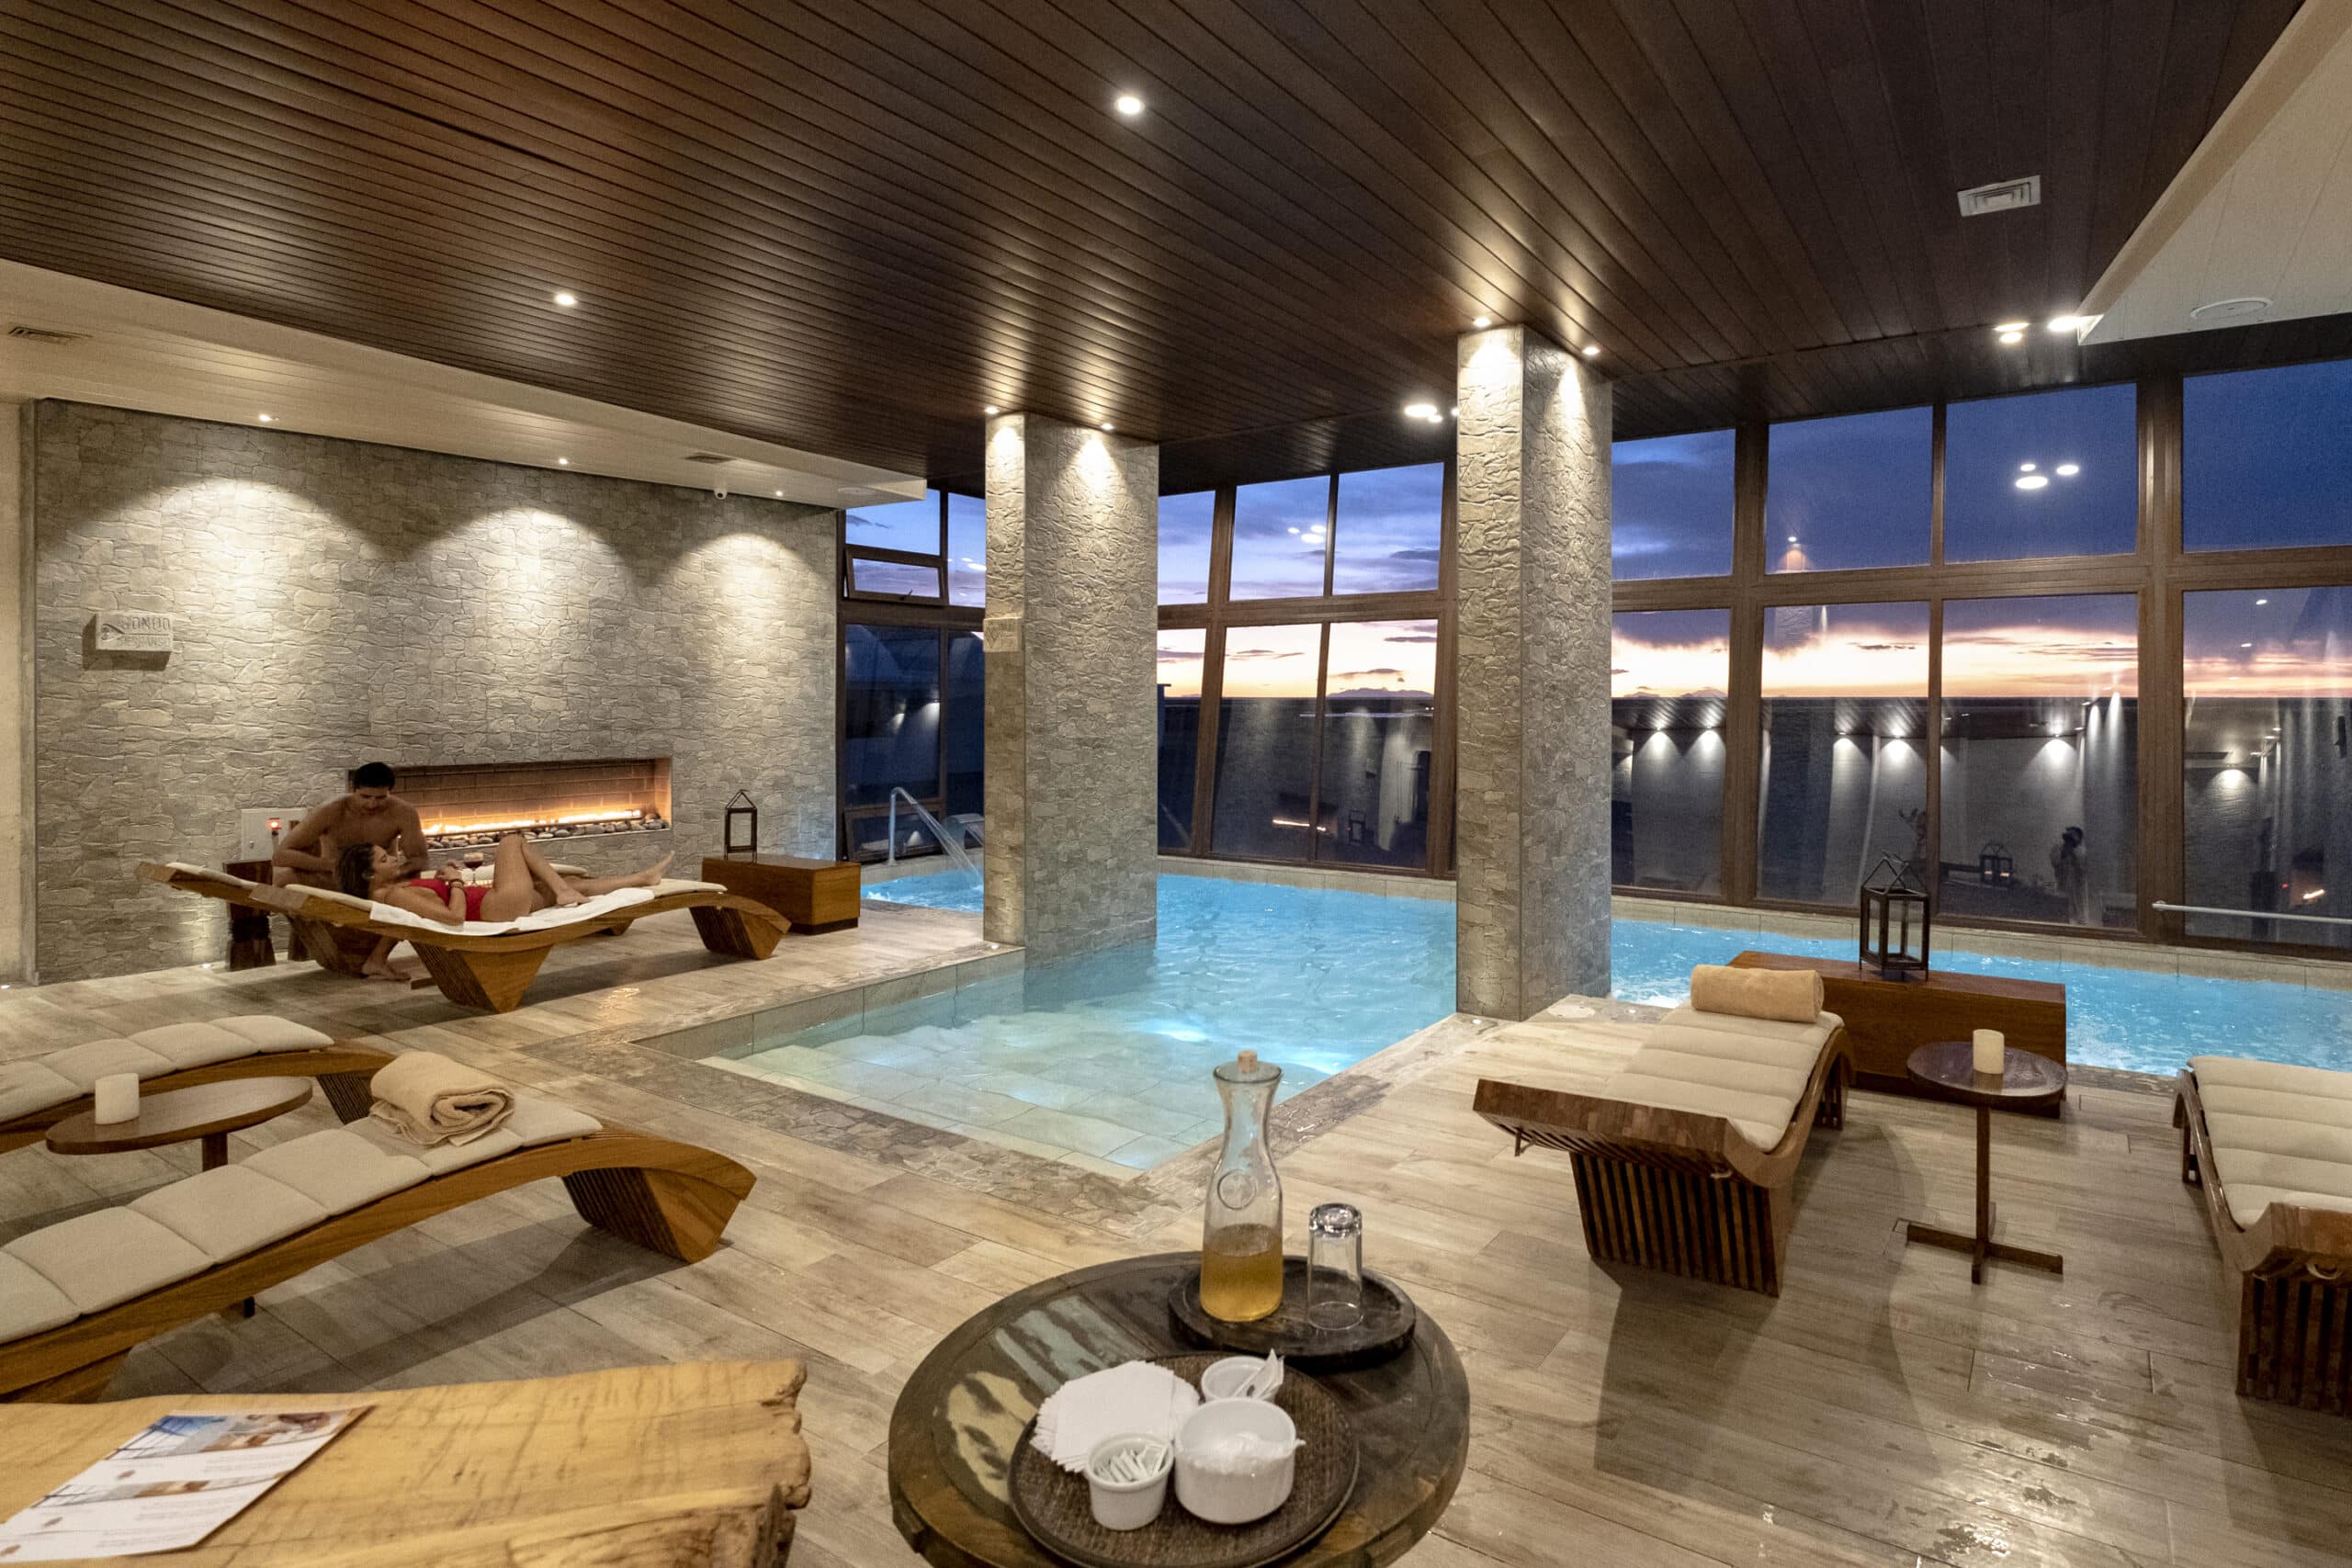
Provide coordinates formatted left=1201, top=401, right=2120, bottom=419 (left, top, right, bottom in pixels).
left=47, top=1077, right=315, bottom=1319
left=888, top=1251, right=1468, bottom=1567
left=1903, top=1043, right=2066, bottom=1283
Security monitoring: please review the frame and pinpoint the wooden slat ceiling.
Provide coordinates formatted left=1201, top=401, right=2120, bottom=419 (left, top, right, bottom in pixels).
left=0, top=0, right=2312, bottom=487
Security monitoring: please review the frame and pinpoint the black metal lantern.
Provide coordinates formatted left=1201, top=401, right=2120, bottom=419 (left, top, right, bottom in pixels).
left=1976, top=841, right=2015, bottom=887
left=1859, top=852, right=1930, bottom=981
left=723, top=790, right=759, bottom=856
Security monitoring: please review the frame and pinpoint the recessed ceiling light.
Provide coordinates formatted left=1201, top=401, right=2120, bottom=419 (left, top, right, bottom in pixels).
left=1402, top=402, right=1438, bottom=419
left=1114, top=93, right=1144, bottom=117
left=556, top=457, right=569, bottom=466
left=2055, top=462, right=2079, bottom=477
left=256, top=412, right=274, bottom=423
left=2015, top=474, right=2050, bottom=490
left=2047, top=314, right=2092, bottom=333
left=552, top=291, right=579, bottom=307
left=1786, top=536, right=1798, bottom=545
left=1581, top=344, right=1600, bottom=358
left=2018, top=461, right=2037, bottom=472
left=984, top=405, right=1000, bottom=415
left=1997, top=329, right=2025, bottom=344
left=1100, top=422, right=1114, bottom=431
left=2256, top=597, right=2268, bottom=605
left=1472, top=315, right=1491, bottom=329
left=2189, top=296, right=2271, bottom=322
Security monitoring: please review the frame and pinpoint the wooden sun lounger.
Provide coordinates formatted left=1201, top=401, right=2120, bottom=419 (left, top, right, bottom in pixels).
left=1, top=1043, right=390, bottom=1155
left=1473, top=1023, right=1850, bottom=1296
left=0, top=1120, right=754, bottom=1403
left=243, top=881, right=789, bottom=1012
left=2176, top=1067, right=2352, bottom=1415
left=136, top=861, right=379, bottom=972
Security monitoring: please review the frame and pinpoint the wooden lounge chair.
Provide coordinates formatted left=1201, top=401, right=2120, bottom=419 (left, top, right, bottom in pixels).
left=1474, top=1005, right=1851, bottom=1295
left=0, top=1098, right=755, bottom=1402
left=2, top=1016, right=387, bottom=1153
left=245, top=878, right=789, bottom=1012
left=138, top=860, right=381, bottom=972
left=2177, top=1055, right=2352, bottom=1415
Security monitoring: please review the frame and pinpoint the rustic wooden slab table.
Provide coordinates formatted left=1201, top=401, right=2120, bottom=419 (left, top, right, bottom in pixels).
left=1903, top=1041, right=2069, bottom=1283
left=888, top=1252, right=1468, bottom=1568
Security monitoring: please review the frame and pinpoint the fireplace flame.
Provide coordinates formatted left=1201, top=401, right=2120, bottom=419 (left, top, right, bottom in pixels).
left=424, top=807, right=648, bottom=838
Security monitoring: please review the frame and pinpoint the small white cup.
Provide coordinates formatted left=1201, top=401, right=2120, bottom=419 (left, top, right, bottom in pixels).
left=1174, top=1399, right=1296, bottom=1525
left=1200, top=1357, right=1270, bottom=1402
left=92, top=1072, right=140, bottom=1125
left=1084, top=1434, right=1170, bottom=1531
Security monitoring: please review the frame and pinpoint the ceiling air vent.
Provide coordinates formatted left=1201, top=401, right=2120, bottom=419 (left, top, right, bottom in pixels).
left=6, top=324, right=89, bottom=344
left=1956, top=175, right=2041, bottom=217
left=683, top=452, right=734, bottom=466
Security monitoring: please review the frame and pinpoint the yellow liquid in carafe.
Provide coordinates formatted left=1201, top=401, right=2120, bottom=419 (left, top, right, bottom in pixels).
left=1200, top=1224, right=1284, bottom=1323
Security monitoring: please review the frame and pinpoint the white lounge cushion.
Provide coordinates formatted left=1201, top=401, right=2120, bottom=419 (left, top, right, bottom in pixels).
left=131, top=1166, right=330, bottom=1263
left=4, top=1210, right=210, bottom=1314
left=0, top=1061, right=81, bottom=1122
left=0, top=1253, right=76, bottom=1343
left=205, top=1016, right=336, bottom=1054
left=44, top=1039, right=175, bottom=1090
left=2190, top=1055, right=2352, bottom=1227
left=658, top=879, right=728, bottom=895
left=164, top=861, right=257, bottom=888
left=503, top=1098, right=603, bottom=1147
left=245, top=1129, right=431, bottom=1213
left=1582, top=1004, right=1842, bottom=1150
left=511, top=886, right=656, bottom=931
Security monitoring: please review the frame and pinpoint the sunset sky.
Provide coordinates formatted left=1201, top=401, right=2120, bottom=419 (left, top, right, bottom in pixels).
left=1158, top=620, right=1438, bottom=701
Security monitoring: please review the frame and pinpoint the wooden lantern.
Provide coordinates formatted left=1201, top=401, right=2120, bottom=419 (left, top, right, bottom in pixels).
left=723, top=791, right=758, bottom=857
left=1859, top=853, right=1930, bottom=981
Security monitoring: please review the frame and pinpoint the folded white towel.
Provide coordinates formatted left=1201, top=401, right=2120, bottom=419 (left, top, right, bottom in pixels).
left=368, top=1050, right=514, bottom=1146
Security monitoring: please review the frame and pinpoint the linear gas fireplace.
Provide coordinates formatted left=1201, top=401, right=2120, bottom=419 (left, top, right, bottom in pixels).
left=392, top=758, right=673, bottom=852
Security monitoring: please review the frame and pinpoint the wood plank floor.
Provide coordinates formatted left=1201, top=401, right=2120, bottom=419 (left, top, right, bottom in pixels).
left=3, top=938, right=2346, bottom=1567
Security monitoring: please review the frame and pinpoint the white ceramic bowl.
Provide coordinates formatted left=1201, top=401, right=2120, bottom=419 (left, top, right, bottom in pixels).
left=1084, top=1434, right=1171, bottom=1531
left=1199, top=1356, right=1270, bottom=1402
left=1173, top=1399, right=1297, bottom=1524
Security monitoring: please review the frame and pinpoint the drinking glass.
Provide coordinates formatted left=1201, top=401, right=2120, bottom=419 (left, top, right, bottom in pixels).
left=1306, top=1202, right=1363, bottom=1332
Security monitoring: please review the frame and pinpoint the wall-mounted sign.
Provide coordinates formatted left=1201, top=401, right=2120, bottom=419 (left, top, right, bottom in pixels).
left=95, top=611, right=174, bottom=653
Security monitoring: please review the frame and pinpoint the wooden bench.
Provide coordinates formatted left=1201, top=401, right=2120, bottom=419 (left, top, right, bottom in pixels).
left=1730, top=950, right=2065, bottom=1112
left=1475, top=1007, right=1851, bottom=1296
left=0, top=1361, right=811, bottom=1565
left=0, top=1104, right=754, bottom=1402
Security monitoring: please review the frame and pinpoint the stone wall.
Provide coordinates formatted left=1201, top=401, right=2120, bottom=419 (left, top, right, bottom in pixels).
left=29, top=402, right=837, bottom=980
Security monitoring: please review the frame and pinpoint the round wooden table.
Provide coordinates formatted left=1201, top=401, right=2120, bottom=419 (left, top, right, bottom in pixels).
left=888, top=1252, right=1468, bottom=1568
left=1903, top=1042, right=2067, bottom=1283
left=45, top=1077, right=313, bottom=1168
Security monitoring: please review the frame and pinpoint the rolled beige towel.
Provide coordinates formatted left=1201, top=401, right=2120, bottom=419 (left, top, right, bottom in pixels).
left=1690, top=964, right=1824, bottom=1025
left=368, top=1050, right=515, bottom=1146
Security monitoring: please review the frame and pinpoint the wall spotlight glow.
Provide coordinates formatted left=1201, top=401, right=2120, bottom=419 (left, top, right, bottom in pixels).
left=255, top=412, right=274, bottom=423
left=2255, top=597, right=2268, bottom=605
left=1114, top=93, right=1144, bottom=116
left=2241, top=641, right=2255, bottom=649
left=2055, top=462, right=2079, bottom=476
left=1472, top=315, right=1491, bottom=328
left=1997, top=329, right=2025, bottom=344
left=2018, top=461, right=2037, bottom=471
left=984, top=405, right=1000, bottom=415
left=1580, top=344, right=1600, bottom=358
left=1100, top=422, right=1114, bottom=431
left=556, top=457, right=569, bottom=466
left=1993, top=321, right=2030, bottom=333
left=1402, top=402, right=1439, bottom=419
left=2015, top=474, right=2049, bottom=490
left=552, top=291, right=579, bottom=307
left=2047, top=314, right=2093, bottom=333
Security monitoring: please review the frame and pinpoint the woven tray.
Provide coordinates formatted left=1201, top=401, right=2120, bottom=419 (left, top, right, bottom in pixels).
left=1169, top=1260, right=1417, bottom=1371
left=1008, top=1353, right=1359, bottom=1568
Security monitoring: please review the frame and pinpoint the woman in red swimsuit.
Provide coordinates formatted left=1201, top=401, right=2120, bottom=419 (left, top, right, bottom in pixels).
left=335, top=831, right=673, bottom=929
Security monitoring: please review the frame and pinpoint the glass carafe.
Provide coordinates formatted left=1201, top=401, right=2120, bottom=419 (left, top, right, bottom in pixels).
left=1200, top=1050, right=1284, bottom=1323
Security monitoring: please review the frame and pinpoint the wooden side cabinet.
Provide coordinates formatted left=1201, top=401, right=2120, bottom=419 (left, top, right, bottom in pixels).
left=699, top=855, right=861, bottom=934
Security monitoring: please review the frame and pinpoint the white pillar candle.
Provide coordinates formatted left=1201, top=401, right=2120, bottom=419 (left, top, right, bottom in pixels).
left=93, top=1072, right=141, bottom=1124
left=1973, top=1029, right=2005, bottom=1077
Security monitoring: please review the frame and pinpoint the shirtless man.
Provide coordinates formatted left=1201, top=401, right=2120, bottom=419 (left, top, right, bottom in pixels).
left=272, top=762, right=428, bottom=979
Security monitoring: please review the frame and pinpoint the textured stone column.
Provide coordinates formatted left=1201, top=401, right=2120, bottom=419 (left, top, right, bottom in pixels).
left=1453, top=326, right=1612, bottom=1017
left=982, top=413, right=1159, bottom=960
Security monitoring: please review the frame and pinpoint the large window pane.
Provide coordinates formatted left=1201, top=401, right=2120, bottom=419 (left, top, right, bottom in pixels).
left=1765, top=408, right=1932, bottom=572
left=842, top=625, right=941, bottom=819
left=1211, top=623, right=1323, bottom=860
left=1758, top=602, right=1929, bottom=903
left=844, top=491, right=940, bottom=553
left=2183, top=586, right=2352, bottom=950
left=1938, top=595, right=2138, bottom=929
left=1612, top=430, right=1735, bottom=580
left=2185, top=360, right=2352, bottom=552
left=1331, top=465, right=1442, bottom=593
left=1159, top=491, right=1216, bottom=605
left=1157, top=629, right=1206, bottom=852
left=946, top=492, right=985, bottom=606
left=1612, top=609, right=1728, bottom=893
left=1944, top=386, right=2137, bottom=561
left=1319, top=620, right=1438, bottom=869
left=1230, top=477, right=1329, bottom=599
left=943, top=630, right=984, bottom=828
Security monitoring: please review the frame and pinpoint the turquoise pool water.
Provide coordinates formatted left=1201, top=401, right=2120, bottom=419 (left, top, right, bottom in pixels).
left=865, top=869, right=2352, bottom=1078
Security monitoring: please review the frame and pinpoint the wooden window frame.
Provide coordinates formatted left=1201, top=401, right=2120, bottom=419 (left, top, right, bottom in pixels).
left=1614, top=369, right=2352, bottom=958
